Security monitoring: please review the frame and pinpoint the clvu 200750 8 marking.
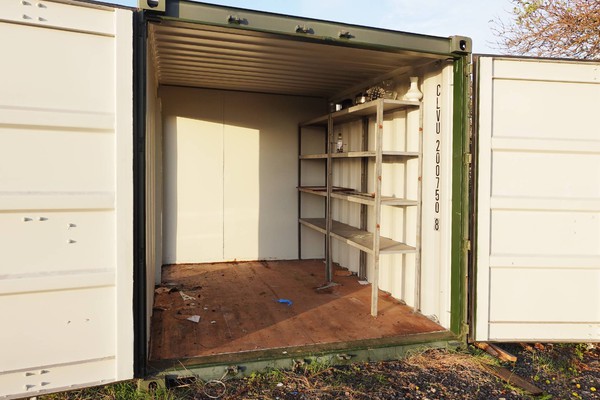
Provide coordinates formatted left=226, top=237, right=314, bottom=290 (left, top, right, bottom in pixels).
left=434, top=84, right=441, bottom=231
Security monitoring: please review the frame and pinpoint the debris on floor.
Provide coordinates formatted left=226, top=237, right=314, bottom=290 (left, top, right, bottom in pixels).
left=180, top=291, right=195, bottom=302
left=186, top=315, right=201, bottom=323
left=315, top=281, right=339, bottom=291
left=152, top=281, right=206, bottom=329
left=277, top=298, right=293, bottom=306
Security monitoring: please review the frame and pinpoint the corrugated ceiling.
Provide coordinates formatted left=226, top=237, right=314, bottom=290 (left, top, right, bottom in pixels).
left=149, top=21, right=441, bottom=99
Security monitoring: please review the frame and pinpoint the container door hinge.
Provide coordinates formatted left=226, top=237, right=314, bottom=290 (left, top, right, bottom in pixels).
left=464, top=153, right=472, bottom=165
left=464, top=240, right=471, bottom=251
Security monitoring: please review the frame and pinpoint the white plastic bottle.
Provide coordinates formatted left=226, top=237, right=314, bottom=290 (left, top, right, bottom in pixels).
left=336, top=133, right=343, bottom=153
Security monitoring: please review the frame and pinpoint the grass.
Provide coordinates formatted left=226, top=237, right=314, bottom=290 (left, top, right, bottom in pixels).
left=41, top=381, right=184, bottom=400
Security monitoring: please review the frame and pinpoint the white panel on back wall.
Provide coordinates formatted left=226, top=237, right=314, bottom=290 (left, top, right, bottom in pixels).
left=162, top=86, right=325, bottom=263
left=223, top=114, right=260, bottom=260
left=162, top=113, right=224, bottom=263
left=223, top=91, right=324, bottom=260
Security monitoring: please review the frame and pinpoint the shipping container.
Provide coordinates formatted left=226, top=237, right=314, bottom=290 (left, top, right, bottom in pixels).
left=0, top=0, right=598, bottom=398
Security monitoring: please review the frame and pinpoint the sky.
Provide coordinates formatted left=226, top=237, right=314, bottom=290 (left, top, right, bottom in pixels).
left=101, top=0, right=512, bottom=53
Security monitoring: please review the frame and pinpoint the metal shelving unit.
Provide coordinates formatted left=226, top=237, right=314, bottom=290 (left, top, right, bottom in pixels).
left=299, top=151, right=420, bottom=159
left=299, top=218, right=417, bottom=254
left=298, top=98, right=423, bottom=317
left=298, top=187, right=419, bottom=207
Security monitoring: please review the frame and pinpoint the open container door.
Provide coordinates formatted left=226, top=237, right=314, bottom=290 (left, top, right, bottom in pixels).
left=473, top=56, right=600, bottom=342
left=0, top=1, right=134, bottom=398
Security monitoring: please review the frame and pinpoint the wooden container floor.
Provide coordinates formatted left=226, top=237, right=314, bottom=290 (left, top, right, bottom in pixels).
left=149, top=260, right=445, bottom=361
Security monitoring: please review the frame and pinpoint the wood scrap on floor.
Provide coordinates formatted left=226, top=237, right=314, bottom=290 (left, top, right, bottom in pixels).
left=474, top=342, right=517, bottom=362
left=483, top=364, right=544, bottom=396
left=519, top=342, right=534, bottom=352
left=534, top=343, right=546, bottom=351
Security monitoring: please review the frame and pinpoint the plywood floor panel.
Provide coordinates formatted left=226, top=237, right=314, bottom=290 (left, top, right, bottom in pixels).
left=149, top=260, right=444, bottom=361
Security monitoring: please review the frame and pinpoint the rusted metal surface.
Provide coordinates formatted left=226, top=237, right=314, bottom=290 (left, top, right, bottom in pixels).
left=149, top=260, right=444, bottom=361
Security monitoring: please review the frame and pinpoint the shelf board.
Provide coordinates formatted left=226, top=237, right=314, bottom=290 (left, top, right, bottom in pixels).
left=298, top=186, right=418, bottom=207
left=299, top=218, right=416, bottom=255
left=299, top=151, right=419, bottom=160
left=300, top=99, right=421, bottom=127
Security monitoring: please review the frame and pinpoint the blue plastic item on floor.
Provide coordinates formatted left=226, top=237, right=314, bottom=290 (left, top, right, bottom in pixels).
left=277, top=298, right=293, bottom=306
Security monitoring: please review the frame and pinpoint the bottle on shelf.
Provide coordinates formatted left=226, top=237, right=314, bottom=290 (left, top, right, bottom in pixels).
left=336, top=133, right=343, bottom=153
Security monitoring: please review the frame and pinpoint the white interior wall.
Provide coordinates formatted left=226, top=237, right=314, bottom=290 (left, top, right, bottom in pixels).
left=419, top=63, right=454, bottom=328
left=160, top=86, right=325, bottom=264
left=329, top=65, right=454, bottom=329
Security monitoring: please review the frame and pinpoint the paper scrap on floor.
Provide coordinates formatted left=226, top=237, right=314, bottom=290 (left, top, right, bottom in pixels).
left=186, top=315, right=200, bottom=323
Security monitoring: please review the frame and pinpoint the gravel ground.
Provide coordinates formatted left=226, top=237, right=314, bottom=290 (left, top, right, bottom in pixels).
left=41, top=342, right=599, bottom=400
left=195, top=343, right=599, bottom=400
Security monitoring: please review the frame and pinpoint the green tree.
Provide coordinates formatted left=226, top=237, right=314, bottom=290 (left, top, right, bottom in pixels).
left=492, top=0, right=600, bottom=59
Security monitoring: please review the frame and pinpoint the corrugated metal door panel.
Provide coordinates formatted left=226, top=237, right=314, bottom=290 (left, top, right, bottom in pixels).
left=0, top=1, right=133, bottom=399
left=475, top=56, right=600, bottom=342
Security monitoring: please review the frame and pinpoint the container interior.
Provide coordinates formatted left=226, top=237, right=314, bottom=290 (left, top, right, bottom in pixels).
left=144, top=17, right=457, bottom=363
